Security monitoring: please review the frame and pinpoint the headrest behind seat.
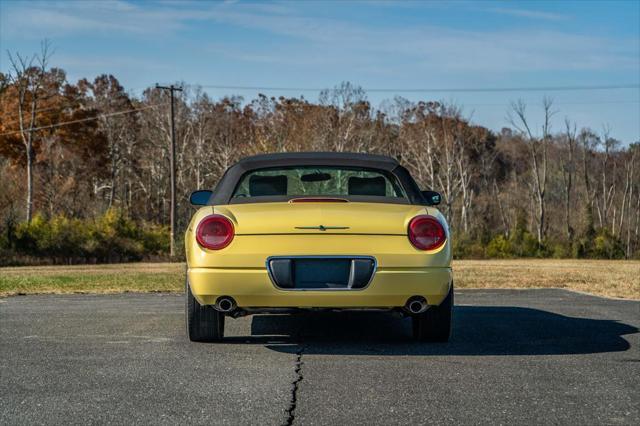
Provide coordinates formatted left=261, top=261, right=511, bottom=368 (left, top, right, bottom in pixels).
left=348, top=176, right=386, bottom=196
left=249, top=175, right=288, bottom=196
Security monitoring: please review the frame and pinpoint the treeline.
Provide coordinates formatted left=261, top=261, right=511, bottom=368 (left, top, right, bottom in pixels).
left=1, top=46, right=638, bottom=263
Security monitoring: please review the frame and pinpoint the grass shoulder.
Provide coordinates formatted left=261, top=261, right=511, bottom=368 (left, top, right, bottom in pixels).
left=1, top=260, right=638, bottom=299
left=0, top=263, right=185, bottom=297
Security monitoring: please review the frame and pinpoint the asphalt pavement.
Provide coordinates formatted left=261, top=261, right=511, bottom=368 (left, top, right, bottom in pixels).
left=1, top=289, right=638, bottom=425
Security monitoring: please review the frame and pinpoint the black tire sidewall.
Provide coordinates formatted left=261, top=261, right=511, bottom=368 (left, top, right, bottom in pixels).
left=185, top=276, right=225, bottom=342
left=413, top=282, right=453, bottom=342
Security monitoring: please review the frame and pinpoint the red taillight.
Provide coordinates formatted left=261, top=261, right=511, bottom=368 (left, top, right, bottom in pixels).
left=408, top=215, right=446, bottom=250
left=196, top=215, right=234, bottom=250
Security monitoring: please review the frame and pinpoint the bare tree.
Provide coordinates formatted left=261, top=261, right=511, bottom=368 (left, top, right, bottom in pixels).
left=6, top=40, right=53, bottom=222
left=578, top=128, right=599, bottom=231
left=596, top=125, right=619, bottom=231
left=561, top=119, right=577, bottom=241
left=453, top=120, right=474, bottom=233
left=319, top=82, right=369, bottom=152
left=622, top=144, right=638, bottom=258
left=508, top=98, right=555, bottom=244
left=400, top=101, right=438, bottom=189
left=83, top=75, right=138, bottom=210
left=435, top=104, right=464, bottom=225
left=632, top=185, right=640, bottom=258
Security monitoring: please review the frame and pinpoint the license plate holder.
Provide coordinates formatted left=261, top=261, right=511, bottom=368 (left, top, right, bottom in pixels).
left=267, top=256, right=376, bottom=290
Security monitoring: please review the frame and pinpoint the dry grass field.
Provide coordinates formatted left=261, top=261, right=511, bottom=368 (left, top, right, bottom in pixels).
left=454, top=259, right=639, bottom=299
left=0, top=260, right=638, bottom=299
left=0, top=263, right=184, bottom=297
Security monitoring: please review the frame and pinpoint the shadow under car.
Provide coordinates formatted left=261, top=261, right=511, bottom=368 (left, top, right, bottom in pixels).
left=216, top=306, right=638, bottom=357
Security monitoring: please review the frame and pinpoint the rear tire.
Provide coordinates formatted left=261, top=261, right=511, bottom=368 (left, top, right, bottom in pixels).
left=186, top=278, right=224, bottom=342
left=412, top=283, right=453, bottom=342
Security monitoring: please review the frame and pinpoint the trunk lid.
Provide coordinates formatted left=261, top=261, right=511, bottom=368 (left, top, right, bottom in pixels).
left=214, top=202, right=427, bottom=235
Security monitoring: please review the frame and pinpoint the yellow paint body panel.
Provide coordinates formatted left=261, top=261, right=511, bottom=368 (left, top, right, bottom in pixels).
left=185, top=202, right=452, bottom=308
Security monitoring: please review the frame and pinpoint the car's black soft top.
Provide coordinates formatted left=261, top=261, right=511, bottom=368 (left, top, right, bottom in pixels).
left=233, top=152, right=399, bottom=172
left=209, top=152, right=425, bottom=205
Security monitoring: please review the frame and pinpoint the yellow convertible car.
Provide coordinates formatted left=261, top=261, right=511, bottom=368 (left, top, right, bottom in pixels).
left=185, top=153, right=452, bottom=342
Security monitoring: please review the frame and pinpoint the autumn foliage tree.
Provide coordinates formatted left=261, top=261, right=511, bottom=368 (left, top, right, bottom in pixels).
left=1, top=47, right=638, bottom=263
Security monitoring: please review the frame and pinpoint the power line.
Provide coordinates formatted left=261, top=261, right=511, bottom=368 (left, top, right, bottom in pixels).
left=0, top=103, right=166, bottom=137
left=197, top=83, right=640, bottom=93
left=463, top=100, right=640, bottom=107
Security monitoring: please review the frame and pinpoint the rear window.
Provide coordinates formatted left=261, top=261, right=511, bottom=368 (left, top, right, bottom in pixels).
left=231, top=166, right=407, bottom=201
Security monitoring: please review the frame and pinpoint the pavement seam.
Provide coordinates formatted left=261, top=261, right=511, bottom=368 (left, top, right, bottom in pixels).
left=283, top=347, right=304, bottom=426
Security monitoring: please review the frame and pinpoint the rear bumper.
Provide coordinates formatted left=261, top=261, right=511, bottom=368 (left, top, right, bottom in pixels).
left=188, top=266, right=452, bottom=308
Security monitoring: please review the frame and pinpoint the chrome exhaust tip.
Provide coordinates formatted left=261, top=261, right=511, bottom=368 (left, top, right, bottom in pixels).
left=405, top=296, right=428, bottom=314
left=215, top=296, right=237, bottom=313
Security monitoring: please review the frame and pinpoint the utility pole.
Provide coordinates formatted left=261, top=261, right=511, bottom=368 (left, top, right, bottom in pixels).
left=155, top=83, right=183, bottom=258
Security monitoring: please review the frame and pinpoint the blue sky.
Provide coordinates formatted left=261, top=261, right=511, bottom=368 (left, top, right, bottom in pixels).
left=1, top=0, right=639, bottom=143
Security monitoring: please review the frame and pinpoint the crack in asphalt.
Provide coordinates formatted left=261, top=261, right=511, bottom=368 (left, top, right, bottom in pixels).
left=283, top=347, right=304, bottom=426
